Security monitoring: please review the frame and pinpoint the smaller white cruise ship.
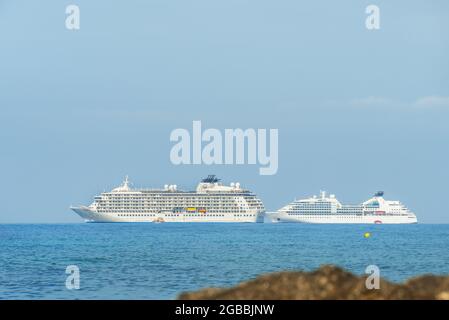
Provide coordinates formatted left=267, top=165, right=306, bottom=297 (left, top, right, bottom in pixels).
left=269, top=191, right=417, bottom=224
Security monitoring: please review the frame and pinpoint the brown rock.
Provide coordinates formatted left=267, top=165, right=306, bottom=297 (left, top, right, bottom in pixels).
left=178, top=265, right=448, bottom=300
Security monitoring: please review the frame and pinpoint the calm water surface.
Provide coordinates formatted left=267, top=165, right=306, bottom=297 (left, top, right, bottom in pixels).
left=1, top=223, right=448, bottom=299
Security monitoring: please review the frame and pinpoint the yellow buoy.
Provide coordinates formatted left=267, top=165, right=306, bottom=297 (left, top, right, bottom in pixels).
left=364, top=232, right=371, bottom=238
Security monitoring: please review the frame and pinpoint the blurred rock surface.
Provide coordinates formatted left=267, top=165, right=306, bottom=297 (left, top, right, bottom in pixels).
left=178, top=265, right=449, bottom=300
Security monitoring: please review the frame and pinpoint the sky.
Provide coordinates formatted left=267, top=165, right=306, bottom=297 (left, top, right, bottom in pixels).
left=0, top=0, right=448, bottom=223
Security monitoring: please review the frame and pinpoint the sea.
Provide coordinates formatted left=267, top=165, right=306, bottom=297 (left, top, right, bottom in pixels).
left=0, top=223, right=448, bottom=299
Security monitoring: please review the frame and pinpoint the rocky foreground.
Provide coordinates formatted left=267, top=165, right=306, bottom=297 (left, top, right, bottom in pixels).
left=178, top=265, right=449, bottom=300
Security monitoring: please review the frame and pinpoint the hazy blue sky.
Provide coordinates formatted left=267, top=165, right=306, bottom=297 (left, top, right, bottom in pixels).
left=1, top=1, right=448, bottom=223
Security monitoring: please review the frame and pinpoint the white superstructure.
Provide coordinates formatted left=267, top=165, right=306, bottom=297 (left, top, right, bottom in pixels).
left=269, top=191, right=417, bottom=224
left=71, top=175, right=265, bottom=223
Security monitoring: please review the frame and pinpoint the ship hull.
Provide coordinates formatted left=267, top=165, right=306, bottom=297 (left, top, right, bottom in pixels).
left=268, top=213, right=417, bottom=224
left=71, top=207, right=265, bottom=223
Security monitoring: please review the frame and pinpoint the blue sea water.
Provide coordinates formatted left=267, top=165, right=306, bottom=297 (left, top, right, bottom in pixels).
left=0, top=223, right=449, bottom=299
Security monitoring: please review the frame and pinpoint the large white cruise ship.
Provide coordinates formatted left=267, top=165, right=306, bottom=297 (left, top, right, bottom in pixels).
left=71, top=175, right=265, bottom=223
left=268, top=191, right=417, bottom=224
